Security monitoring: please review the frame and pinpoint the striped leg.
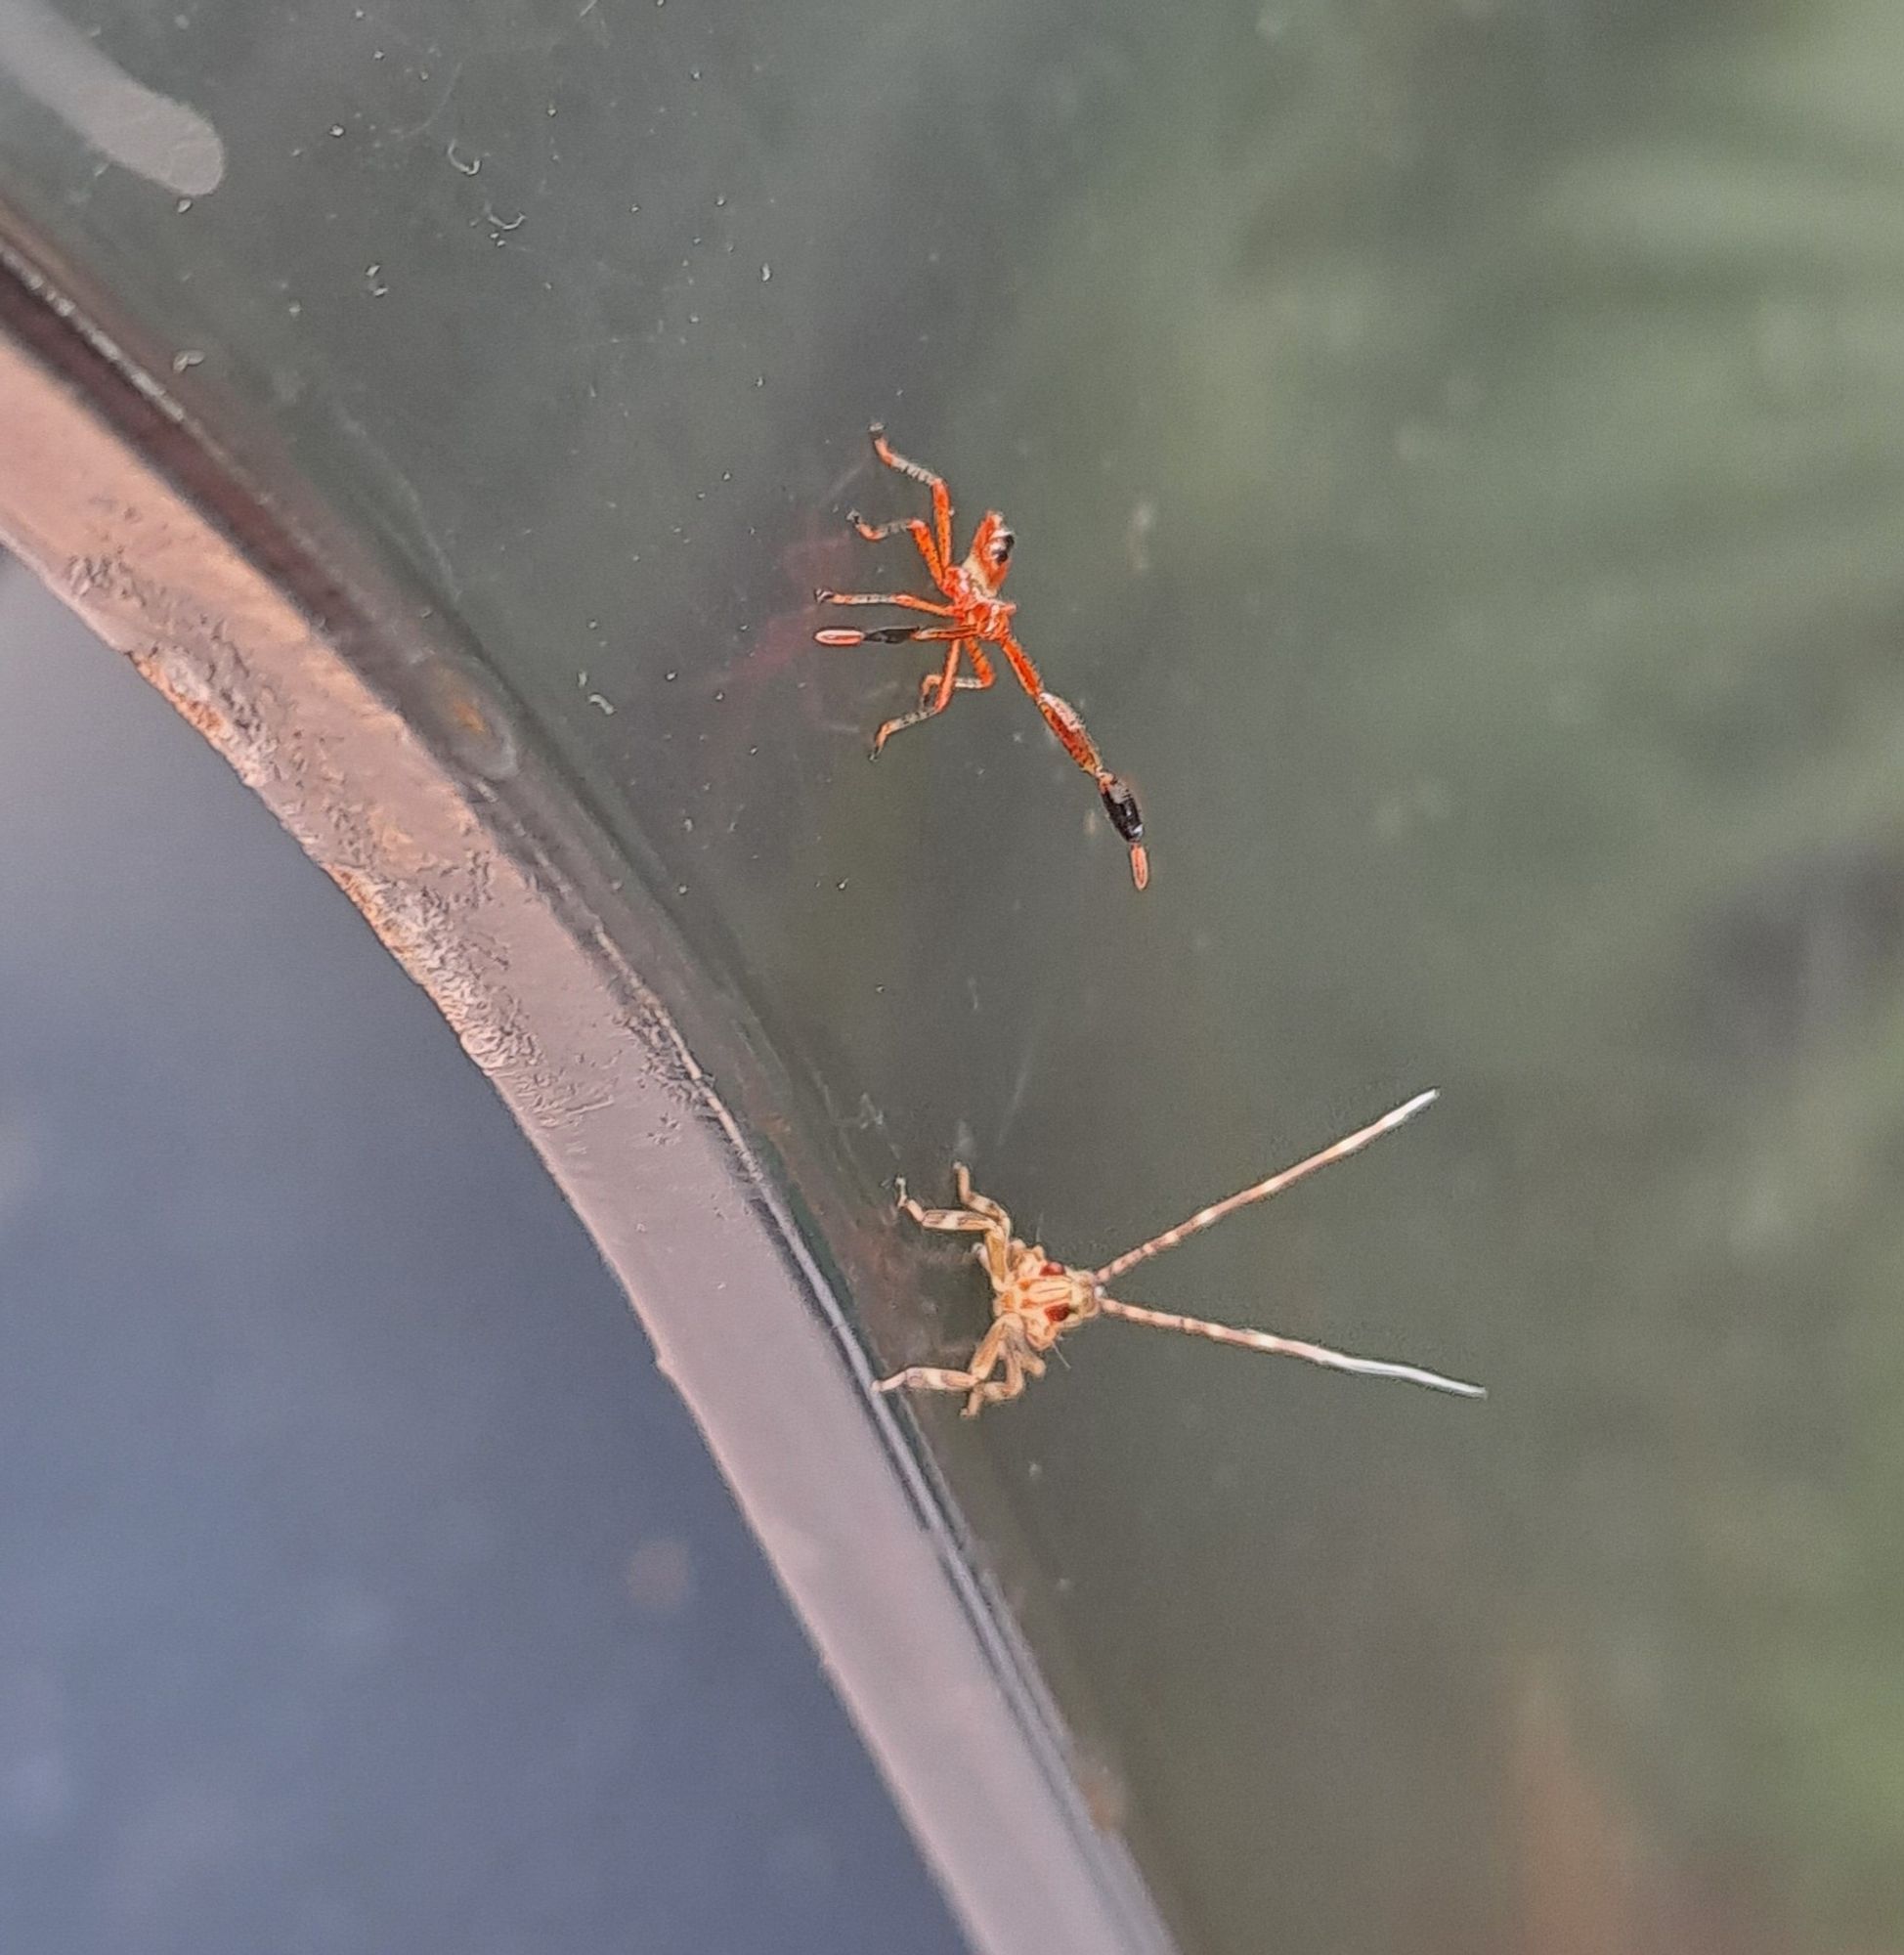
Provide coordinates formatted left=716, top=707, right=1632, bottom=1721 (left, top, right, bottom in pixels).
left=814, top=589, right=956, bottom=648
left=878, top=1319, right=1014, bottom=1412
left=868, top=422, right=954, bottom=574
left=872, top=640, right=994, bottom=755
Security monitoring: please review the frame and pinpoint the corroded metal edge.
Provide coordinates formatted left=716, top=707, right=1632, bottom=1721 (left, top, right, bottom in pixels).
left=0, top=254, right=1179, bottom=1955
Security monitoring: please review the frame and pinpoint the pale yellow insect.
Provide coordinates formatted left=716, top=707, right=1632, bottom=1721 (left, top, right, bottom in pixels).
left=879, top=1090, right=1484, bottom=1416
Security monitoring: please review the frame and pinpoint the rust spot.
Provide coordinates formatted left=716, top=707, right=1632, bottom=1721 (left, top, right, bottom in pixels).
left=414, top=662, right=519, bottom=782
left=126, top=645, right=233, bottom=744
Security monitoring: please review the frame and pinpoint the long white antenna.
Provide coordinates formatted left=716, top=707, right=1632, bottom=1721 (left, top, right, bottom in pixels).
left=1096, top=1297, right=1485, bottom=1397
left=1092, top=1089, right=1439, bottom=1284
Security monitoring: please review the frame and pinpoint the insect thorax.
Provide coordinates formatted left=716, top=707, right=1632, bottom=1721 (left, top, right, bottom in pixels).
left=956, top=591, right=1014, bottom=637
left=1007, top=1254, right=1103, bottom=1350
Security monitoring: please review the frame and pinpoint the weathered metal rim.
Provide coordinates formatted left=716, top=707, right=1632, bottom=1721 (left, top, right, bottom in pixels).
left=0, top=205, right=1178, bottom=1955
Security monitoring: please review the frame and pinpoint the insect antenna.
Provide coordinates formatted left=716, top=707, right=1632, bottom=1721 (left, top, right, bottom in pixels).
left=1092, top=1089, right=1439, bottom=1284
left=1093, top=1297, right=1484, bottom=1397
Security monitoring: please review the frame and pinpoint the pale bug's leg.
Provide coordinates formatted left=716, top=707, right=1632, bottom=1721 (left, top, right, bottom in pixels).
left=959, top=1324, right=1035, bottom=1417
left=881, top=1169, right=1016, bottom=1395
left=878, top=1317, right=1014, bottom=1408
left=962, top=1354, right=1029, bottom=1417
left=893, top=1181, right=998, bottom=1242
left=949, top=1159, right=1008, bottom=1229
left=936, top=1160, right=1016, bottom=1287
left=875, top=1364, right=984, bottom=1398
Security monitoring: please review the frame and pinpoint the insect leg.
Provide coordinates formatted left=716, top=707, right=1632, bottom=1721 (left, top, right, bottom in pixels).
left=844, top=514, right=949, bottom=591
left=957, top=1323, right=1028, bottom=1415
left=815, top=589, right=956, bottom=649
left=878, top=1317, right=1009, bottom=1403
left=815, top=588, right=955, bottom=615
left=963, top=1350, right=1029, bottom=1416
left=877, top=1364, right=979, bottom=1397
left=895, top=1173, right=999, bottom=1238
left=907, top=639, right=994, bottom=708
left=868, top=423, right=954, bottom=574
left=872, top=638, right=983, bottom=754
left=950, top=1158, right=1008, bottom=1229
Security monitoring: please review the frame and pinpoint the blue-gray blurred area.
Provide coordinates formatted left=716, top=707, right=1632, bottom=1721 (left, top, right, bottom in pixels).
left=0, top=553, right=963, bottom=1955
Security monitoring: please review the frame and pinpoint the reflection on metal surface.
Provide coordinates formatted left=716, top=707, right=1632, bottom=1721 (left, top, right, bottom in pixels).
left=0, top=1, right=224, bottom=196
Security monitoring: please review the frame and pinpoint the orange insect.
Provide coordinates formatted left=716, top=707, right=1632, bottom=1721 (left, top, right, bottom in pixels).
left=815, top=424, right=1149, bottom=890
left=878, top=1090, right=1485, bottom=1416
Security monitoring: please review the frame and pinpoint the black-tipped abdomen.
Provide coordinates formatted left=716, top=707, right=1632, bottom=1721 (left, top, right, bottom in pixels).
left=1100, top=777, right=1144, bottom=845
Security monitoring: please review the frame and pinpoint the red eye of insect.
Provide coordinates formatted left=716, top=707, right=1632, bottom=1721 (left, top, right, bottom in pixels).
left=1045, top=1301, right=1072, bottom=1324
left=1042, top=1261, right=1065, bottom=1277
